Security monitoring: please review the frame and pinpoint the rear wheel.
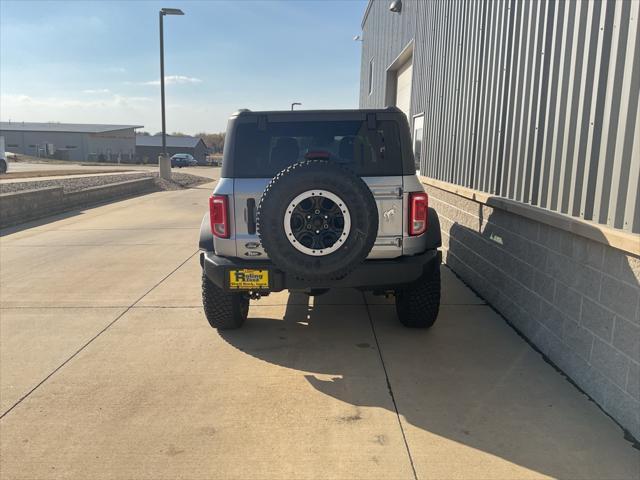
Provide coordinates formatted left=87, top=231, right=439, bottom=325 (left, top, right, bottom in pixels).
left=305, top=288, right=330, bottom=297
left=202, top=272, right=249, bottom=329
left=395, top=265, right=441, bottom=328
left=0, top=159, right=7, bottom=174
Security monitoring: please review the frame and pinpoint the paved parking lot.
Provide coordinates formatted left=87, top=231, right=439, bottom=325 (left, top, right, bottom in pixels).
left=1, top=172, right=638, bottom=479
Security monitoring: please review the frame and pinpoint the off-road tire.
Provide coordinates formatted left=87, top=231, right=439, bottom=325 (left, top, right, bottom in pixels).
left=0, top=159, right=7, bottom=174
left=306, top=288, right=330, bottom=297
left=395, top=264, right=441, bottom=328
left=257, top=160, right=378, bottom=282
left=202, top=272, right=249, bottom=329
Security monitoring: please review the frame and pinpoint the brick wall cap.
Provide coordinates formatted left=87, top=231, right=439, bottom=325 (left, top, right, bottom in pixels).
left=422, top=177, right=640, bottom=257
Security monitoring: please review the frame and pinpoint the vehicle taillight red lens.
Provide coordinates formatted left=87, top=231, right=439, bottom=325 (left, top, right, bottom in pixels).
left=409, top=192, right=428, bottom=236
left=209, top=195, right=229, bottom=238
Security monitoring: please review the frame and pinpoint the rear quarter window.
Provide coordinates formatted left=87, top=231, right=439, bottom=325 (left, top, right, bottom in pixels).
left=232, top=120, right=403, bottom=177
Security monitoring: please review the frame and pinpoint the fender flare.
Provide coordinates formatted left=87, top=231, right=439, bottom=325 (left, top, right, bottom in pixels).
left=424, top=207, right=442, bottom=250
left=199, top=212, right=214, bottom=251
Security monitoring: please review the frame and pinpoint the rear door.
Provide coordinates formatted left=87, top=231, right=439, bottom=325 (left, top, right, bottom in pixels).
left=229, top=115, right=406, bottom=260
left=233, top=178, right=270, bottom=259
left=231, top=176, right=404, bottom=260
left=363, top=176, right=404, bottom=258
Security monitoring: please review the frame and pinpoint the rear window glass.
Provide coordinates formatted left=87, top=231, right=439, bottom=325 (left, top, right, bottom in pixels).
left=233, top=120, right=402, bottom=177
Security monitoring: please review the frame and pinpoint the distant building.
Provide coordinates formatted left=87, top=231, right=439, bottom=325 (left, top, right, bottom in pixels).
left=135, top=135, right=208, bottom=164
left=0, top=122, right=142, bottom=162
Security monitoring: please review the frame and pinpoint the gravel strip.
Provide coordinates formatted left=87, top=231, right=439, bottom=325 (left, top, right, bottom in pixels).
left=155, top=172, right=212, bottom=191
left=0, top=172, right=211, bottom=194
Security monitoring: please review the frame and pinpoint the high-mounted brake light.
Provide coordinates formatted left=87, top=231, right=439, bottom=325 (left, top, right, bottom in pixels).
left=409, top=192, right=428, bottom=236
left=209, top=195, right=229, bottom=238
left=304, top=150, right=331, bottom=160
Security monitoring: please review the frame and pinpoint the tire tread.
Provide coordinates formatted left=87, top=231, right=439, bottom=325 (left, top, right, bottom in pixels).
left=202, top=273, right=248, bottom=329
left=395, top=266, right=441, bottom=328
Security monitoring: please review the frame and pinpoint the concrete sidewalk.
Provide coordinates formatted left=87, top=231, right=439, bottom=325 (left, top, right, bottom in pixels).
left=0, top=181, right=638, bottom=479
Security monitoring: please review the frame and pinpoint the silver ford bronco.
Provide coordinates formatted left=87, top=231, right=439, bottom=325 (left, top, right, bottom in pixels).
left=199, top=108, right=442, bottom=329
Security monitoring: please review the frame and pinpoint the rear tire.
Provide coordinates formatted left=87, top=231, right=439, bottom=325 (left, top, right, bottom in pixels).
left=257, top=160, right=378, bottom=282
left=395, top=264, right=441, bottom=328
left=306, top=288, right=330, bottom=297
left=0, top=159, right=7, bottom=174
left=202, top=272, right=249, bottom=329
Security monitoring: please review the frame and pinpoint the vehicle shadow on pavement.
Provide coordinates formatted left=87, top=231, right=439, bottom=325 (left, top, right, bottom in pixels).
left=219, top=282, right=639, bottom=478
left=446, top=208, right=640, bottom=442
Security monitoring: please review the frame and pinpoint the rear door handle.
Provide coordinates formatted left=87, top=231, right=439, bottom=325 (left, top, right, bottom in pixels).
left=247, top=198, right=256, bottom=234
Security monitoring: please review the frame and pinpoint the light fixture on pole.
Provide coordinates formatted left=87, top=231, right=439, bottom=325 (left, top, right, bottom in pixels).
left=158, top=7, right=184, bottom=179
left=291, top=102, right=302, bottom=111
left=389, top=0, right=402, bottom=13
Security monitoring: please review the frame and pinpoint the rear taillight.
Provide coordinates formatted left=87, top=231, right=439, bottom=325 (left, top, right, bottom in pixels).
left=209, top=195, right=229, bottom=238
left=409, top=192, right=428, bottom=236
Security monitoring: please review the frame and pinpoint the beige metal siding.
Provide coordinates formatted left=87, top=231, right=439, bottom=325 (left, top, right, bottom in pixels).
left=360, top=0, right=640, bottom=233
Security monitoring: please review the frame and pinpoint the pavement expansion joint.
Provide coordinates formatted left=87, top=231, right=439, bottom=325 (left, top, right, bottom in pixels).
left=362, top=292, right=419, bottom=480
left=0, top=250, right=199, bottom=420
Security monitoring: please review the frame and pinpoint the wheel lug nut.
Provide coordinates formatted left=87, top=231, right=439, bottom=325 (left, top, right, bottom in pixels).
left=315, top=209, right=320, bottom=214
left=315, top=230, right=320, bottom=234
left=323, top=224, right=328, bottom=229
left=324, top=215, right=328, bottom=219
left=306, top=225, right=312, bottom=229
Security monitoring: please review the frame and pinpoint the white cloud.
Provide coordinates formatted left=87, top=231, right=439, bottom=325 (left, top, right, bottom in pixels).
left=139, top=75, right=203, bottom=86
left=82, top=88, right=111, bottom=94
left=1, top=93, right=152, bottom=109
left=0, top=93, right=235, bottom=133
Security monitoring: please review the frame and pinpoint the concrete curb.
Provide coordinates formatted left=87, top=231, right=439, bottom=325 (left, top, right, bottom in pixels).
left=0, top=177, right=157, bottom=228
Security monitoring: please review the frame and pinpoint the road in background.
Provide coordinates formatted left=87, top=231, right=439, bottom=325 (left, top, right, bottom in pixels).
left=5, top=161, right=217, bottom=174
left=1, top=162, right=218, bottom=183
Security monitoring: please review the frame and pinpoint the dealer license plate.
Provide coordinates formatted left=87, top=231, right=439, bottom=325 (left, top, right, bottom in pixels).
left=228, top=269, right=269, bottom=290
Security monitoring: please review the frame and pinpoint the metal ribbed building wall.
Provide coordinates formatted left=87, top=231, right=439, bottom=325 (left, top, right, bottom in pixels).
left=360, top=0, right=640, bottom=233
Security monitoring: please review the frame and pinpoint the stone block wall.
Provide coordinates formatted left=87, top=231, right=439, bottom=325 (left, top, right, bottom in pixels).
left=424, top=183, right=640, bottom=440
left=0, top=178, right=156, bottom=228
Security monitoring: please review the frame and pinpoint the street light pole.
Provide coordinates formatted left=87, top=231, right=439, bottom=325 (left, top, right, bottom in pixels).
left=291, top=102, right=301, bottom=111
left=158, top=7, right=184, bottom=180
left=159, top=11, right=167, bottom=157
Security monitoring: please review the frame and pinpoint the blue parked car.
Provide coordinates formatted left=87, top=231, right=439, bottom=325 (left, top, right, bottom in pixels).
left=170, top=153, right=198, bottom=168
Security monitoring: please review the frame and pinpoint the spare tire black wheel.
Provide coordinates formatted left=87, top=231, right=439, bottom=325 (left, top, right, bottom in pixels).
left=257, top=160, right=378, bottom=282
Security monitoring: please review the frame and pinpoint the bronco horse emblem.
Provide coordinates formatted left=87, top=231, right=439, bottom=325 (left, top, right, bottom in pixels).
left=383, top=206, right=397, bottom=222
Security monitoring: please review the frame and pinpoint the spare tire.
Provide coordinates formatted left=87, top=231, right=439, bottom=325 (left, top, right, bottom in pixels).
left=257, top=160, right=378, bottom=282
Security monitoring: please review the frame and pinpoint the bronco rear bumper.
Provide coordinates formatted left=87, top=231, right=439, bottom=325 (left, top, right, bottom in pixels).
left=200, top=249, right=441, bottom=292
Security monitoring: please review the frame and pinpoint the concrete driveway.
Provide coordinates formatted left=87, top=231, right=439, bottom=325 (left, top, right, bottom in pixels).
left=0, top=174, right=638, bottom=479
